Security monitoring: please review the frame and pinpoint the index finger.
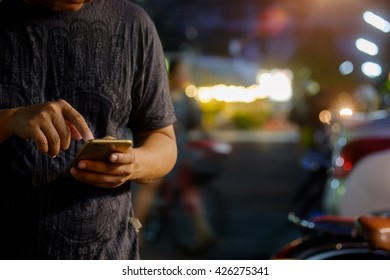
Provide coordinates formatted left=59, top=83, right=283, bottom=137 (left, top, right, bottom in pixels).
left=60, top=100, right=94, bottom=141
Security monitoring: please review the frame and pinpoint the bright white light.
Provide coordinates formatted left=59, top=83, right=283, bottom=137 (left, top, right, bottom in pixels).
left=339, top=108, right=353, bottom=117
left=335, top=156, right=345, bottom=167
left=257, top=70, right=293, bottom=102
left=193, top=69, right=293, bottom=103
left=355, top=38, right=379, bottom=56
left=196, top=84, right=267, bottom=103
left=361, top=62, right=382, bottom=78
left=363, top=11, right=390, bottom=33
left=339, top=61, right=354, bottom=75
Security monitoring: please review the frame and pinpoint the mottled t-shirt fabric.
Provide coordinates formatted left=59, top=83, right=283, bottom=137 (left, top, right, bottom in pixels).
left=0, top=0, right=175, bottom=259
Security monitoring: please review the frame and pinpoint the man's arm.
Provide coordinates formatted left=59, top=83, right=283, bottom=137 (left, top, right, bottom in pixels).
left=70, top=125, right=177, bottom=188
left=131, top=125, right=177, bottom=184
left=0, top=100, right=94, bottom=157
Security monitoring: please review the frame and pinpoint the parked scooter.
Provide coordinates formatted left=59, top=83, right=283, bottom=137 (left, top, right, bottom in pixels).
left=321, top=109, right=390, bottom=216
left=274, top=106, right=390, bottom=259
left=291, top=107, right=390, bottom=218
left=272, top=211, right=390, bottom=260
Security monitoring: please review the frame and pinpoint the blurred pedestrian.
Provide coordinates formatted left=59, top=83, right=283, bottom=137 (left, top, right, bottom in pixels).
left=134, top=58, right=215, bottom=248
left=135, top=58, right=202, bottom=223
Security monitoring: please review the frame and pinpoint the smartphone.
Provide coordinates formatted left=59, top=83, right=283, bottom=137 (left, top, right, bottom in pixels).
left=67, top=139, right=133, bottom=171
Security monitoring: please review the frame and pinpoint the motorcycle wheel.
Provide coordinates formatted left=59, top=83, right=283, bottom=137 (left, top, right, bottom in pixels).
left=272, top=235, right=390, bottom=260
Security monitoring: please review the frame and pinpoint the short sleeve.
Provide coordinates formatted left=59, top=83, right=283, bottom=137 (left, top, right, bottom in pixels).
left=126, top=8, right=176, bottom=132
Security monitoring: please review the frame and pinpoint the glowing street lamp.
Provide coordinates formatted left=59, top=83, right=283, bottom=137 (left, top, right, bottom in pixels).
left=355, top=38, right=379, bottom=56
left=361, top=62, right=382, bottom=78
left=363, top=11, right=390, bottom=33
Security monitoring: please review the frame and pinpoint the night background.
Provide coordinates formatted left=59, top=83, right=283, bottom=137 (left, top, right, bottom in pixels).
left=130, top=0, right=390, bottom=260
left=135, top=0, right=390, bottom=92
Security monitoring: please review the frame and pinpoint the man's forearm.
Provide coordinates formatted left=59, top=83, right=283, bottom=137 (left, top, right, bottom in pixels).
left=132, top=126, right=177, bottom=184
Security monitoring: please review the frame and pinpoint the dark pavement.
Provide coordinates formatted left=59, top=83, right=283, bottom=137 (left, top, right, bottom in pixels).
left=135, top=130, right=307, bottom=260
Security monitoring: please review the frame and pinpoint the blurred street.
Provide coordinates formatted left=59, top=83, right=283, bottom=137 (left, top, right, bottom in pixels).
left=130, top=1, right=390, bottom=261
left=135, top=129, right=307, bottom=260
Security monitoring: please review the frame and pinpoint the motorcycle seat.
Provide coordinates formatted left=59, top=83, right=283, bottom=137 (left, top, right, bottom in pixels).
left=356, top=216, right=390, bottom=251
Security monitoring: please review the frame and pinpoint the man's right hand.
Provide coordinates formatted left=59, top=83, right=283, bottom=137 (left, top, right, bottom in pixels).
left=6, top=99, right=94, bottom=158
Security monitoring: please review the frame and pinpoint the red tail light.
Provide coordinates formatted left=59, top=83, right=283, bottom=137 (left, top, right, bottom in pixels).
left=333, top=138, right=390, bottom=178
left=333, top=155, right=353, bottom=178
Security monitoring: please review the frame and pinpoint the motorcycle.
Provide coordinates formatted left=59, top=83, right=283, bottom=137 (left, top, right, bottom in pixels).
left=273, top=107, right=390, bottom=259
left=321, top=109, right=390, bottom=216
left=291, top=107, right=390, bottom=219
left=272, top=211, right=390, bottom=260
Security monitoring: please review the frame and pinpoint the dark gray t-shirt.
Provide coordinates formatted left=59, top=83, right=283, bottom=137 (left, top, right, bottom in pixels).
left=0, top=0, right=175, bottom=259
